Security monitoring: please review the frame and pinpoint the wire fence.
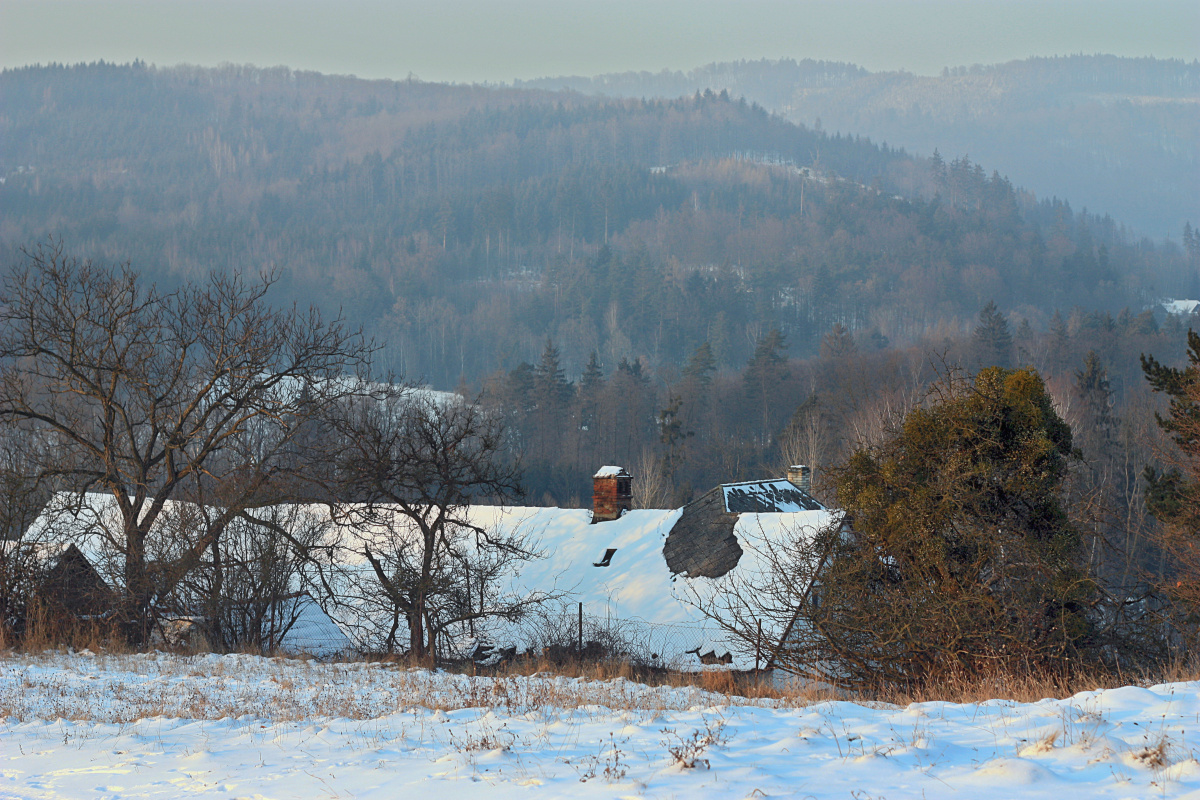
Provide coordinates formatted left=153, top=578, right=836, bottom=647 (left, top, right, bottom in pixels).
left=506, top=607, right=741, bottom=671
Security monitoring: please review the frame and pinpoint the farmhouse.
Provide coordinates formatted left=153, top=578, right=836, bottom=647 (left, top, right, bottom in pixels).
left=18, top=465, right=835, bottom=668
left=333, top=465, right=835, bottom=668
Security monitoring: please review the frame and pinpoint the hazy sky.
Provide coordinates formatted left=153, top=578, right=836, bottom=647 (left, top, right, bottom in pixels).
left=3, top=0, right=1197, bottom=83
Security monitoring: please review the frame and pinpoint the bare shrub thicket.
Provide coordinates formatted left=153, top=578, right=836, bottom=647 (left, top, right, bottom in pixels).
left=632, top=448, right=673, bottom=509
left=0, top=429, right=51, bottom=642
left=159, top=503, right=337, bottom=653
left=682, top=516, right=838, bottom=677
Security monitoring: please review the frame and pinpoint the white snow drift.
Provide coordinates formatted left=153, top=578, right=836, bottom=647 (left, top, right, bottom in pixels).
left=2, top=651, right=1199, bottom=798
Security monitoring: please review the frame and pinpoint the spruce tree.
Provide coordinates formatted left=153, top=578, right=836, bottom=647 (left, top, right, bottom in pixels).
left=1075, top=351, right=1113, bottom=431
left=745, top=329, right=790, bottom=442
left=820, top=323, right=858, bottom=360
left=577, top=351, right=605, bottom=432
left=973, top=300, right=1014, bottom=369
left=533, top=338, right=570, bottom=410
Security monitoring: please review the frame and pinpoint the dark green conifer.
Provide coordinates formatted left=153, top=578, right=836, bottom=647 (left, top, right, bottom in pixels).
left=973, top=300, right=1014, bottom=368
left=682, top=341, right=717, bottom=388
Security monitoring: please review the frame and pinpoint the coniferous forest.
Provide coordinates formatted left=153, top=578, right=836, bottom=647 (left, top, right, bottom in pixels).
left=2, top=60, right=1198, bottom=516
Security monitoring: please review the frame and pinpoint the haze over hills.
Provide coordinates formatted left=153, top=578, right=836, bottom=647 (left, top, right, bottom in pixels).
left=0, top=61, right=1194, bottom=392
left=518, top=55, right=1200, bottom=238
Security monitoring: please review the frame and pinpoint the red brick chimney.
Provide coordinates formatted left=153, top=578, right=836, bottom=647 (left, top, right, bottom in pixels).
left=787, top=464, right=812, bottom=494
left=592, top=466, right=632, bottom=523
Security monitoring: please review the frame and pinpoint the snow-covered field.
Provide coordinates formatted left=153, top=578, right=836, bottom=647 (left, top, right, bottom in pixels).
left=2, top=653, right=1199, bottom=798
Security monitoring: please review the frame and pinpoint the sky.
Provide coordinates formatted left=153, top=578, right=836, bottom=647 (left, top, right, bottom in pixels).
left=2, top=0, right=1197, bottom=83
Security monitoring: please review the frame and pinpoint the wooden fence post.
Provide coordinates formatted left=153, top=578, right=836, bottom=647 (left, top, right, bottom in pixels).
left=755, top=619, right=762, bottom=672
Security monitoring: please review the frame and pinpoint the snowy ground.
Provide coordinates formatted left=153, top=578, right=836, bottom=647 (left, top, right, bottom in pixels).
left=3, top=653, right=1200, bottom=798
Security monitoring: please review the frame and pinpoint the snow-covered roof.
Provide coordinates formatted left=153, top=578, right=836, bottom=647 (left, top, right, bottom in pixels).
left=592, top=465, right=628, bottom=478
left=21, top=491, right=837, bottom=668
left=721, top=479, right=824, bottom=512
left=275, top=594, right=354, bottom=658
left=460, top=505, right=833, bottom=667
left=1162, top=299, right=1200, bottom=315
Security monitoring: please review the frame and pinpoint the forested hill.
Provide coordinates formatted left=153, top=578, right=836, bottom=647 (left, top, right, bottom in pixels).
left=0, top=62, right=1194, bottom=388
left=520, top=55, right=1200, bottom=238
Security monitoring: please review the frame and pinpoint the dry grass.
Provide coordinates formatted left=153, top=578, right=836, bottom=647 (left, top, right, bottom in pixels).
left=441, top=652, right=1200, bottom=709
left=4, top=632, right=1200, bottom=726
left=0, top=650, right=796, bottom=724
left=0, top=603, right=127, bottom=656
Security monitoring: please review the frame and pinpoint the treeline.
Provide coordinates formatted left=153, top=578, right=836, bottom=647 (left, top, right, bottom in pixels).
left=2, top=63, right=1193, bottom=388
left=483, top=298, right=1188, bottom=524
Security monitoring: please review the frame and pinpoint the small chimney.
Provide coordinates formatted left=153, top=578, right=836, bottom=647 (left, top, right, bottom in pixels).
left=592, top=466, right=632, bottom=523
left=787, top=465, right=812, bottom=494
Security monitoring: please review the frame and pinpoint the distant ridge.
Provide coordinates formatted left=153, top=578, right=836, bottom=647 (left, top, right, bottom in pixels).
left=518, top=55, right=1200, bottom=236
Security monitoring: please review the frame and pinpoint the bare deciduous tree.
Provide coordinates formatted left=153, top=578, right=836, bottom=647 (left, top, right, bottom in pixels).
left=331, top=390, right=547, bottom=659
left=632, top=448, right=673, bottom=509
left=0, top=428, right=50, bottom=642
left=0, top=241, right=375, bottom=644
left=681, top=516, right=841, bottom=676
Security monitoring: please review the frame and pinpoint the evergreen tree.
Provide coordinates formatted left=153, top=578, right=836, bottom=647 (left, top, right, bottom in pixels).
left=682, top=341, right=717, bottom=388
left=529, top=339, right=571, bottom=462
left=930, top=148, right=947, bottom=187
left=578, top=351, right=604, bottom=398
left=745, top=328, right=790, bottom=441
left=815, top=367, right=1094, bottom=685
left=1141, top=331, right=1200, bottom=616
left=577, top=351, right=605, bottom=431
left=820, top=323, right=858, bottom=360
left=533, top=338, right=571, bottom=410
left=1074, top=351, right=1113, bottom=433
left=505, top=362, right=536, bottom=415
left=747, top=328, right=787, bottom=372
left=1133, top=310, right=1160, bottom=335
left=973, top=300, right=1014, bottom=368
left=1184, top=222, right=1198, bottom=267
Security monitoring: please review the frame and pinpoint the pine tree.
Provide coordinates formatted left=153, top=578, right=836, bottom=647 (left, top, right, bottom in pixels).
left=1141, top=331, right=1200, bottom=614
left=817, top=367, right=1093, bottom=685
left=682, top=341, right=717, bottom=388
